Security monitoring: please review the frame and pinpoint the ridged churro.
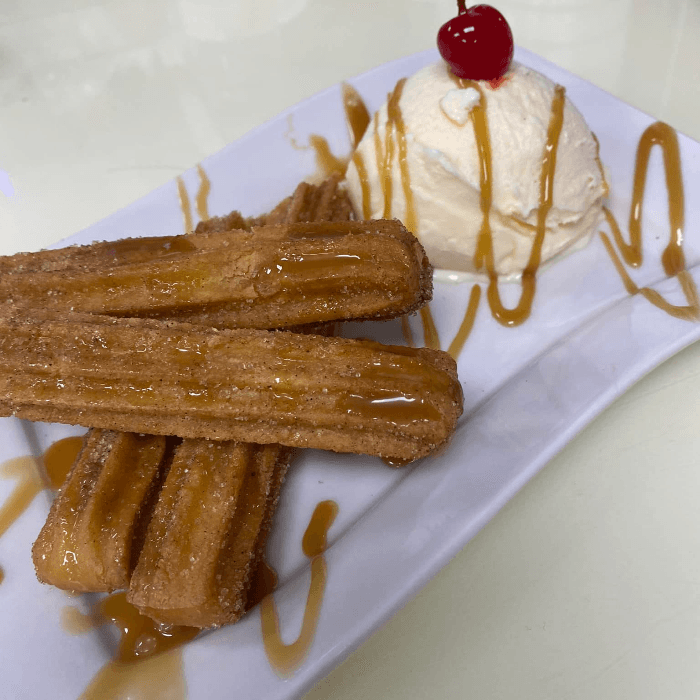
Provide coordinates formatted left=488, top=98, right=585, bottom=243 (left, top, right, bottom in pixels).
left=0, top=312, right=462, bottom=462
left=31, top=429, right=171, bottom=592
left=0, top=220, right=432, bottom=328
left=30, top=178, right=348, bottom=604
left=128, top=441, right=293, bottom=628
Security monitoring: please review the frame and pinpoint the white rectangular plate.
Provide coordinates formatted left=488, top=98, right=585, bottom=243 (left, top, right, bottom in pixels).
left=2, top=47, right=700, bottom=699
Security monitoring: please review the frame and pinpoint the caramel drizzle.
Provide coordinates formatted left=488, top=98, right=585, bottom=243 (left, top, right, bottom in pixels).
left=341, top=82, right=371, bottom=150
left=461, top=78, right=567, bottom=327
left=260, top=500, right=338, bottom=676
left=195, top=164, right=211, bottom=222
left=447, top=284, right=482, bottom=359
left=0, top=436, right=83, bottom=585
left=373, top=78, right=417, bottom=234
left=352, top=151, right=372, bottom=219
left=0, top=458, right=42, bottom=585
left=306, top=83, right=372, bottom=181
left=175, top=177, right=193, bottom=234
left=176, top=164, right=212, bottom=234
left=74, top=592, right=198, bottom=700
left=420, top=306, right=441, bottom=350
left=309, top=135, right=348, bottom=178
left=599, top=122, right=699, bottom=320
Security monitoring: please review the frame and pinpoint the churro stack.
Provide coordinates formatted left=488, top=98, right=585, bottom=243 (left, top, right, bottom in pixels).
left=0, top=176, right=463, bottom=628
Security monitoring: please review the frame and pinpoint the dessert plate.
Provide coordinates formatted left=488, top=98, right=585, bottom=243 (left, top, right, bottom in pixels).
left=2, top=47, right=700, bottom=699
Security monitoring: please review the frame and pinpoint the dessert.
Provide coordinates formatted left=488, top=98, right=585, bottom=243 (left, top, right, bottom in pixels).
left=128, top=440, right=293, bottom=628
left=0, top=312, right=462, bottom=462
left=29, top=178, right=354, bottom=621
left=345, top=35, right=607, bottom=279
left=32, top=430, right=171, bottom=592
left=0, top=219, right=432, bottom=328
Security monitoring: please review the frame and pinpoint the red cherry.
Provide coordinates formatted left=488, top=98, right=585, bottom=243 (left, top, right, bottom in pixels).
left=437, top=3, right=514, bottom=81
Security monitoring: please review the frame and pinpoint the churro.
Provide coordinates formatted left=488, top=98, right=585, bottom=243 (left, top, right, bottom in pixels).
left=128, top=441, right=293, bottom=628
left=32, top=430, right=171, bottom=592
left=0, top=220, right=432, bottom=328
left=29, top=178, right=348, bottom=601
left=0, top=312, right=462, bottom=462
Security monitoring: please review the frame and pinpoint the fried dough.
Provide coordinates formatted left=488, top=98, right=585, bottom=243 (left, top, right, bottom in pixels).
left=31, top=430, right=170, bottom=591
left=0, top=220, right=431, bottom=328
left=0, top=312, right=462, bottom=462
left=128, top=441, right=293, bottom=627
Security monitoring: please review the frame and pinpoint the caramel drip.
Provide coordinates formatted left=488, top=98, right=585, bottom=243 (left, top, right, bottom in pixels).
left=447, top=285, right=482, bottom=359
left=61, top=605, right=97, bottom=635
left=373, top=78, right=416, bottom=232
left=600, top=232, right=699, bottom=321
left=41, top=435, right=83, bottom=490
left=260, top=500, right=338, bottom=676
left=341, top=82, right=371, bottom=149
left=176, top=177, right=193, bottom=234
left=195, top=164, right=211, bottom=222
left=600, top=122, right=699, bottom=320
left=420, top=306, right=441, bottom=350
left=306, top=83, right=371, bottom=180
left=351, top=151, right=372, bottom=219
left=309, top=135, right=348, bottom=178
left=65, top=588, right=197, bottom=698
left=79, top=647, right=189, bottom=700
left=263, top=250, right=369, bottom=281
left=400, top=316, right=415, bottom=347
left=468, top=81, right=566, bottom=327
left=386, top=78, right=416, bottom=233
left=0, top=436, right=83, bottom=585
left=336, top=389, right=442, bottom=424
left=0, top=456, right=43, bottom=584
left=613, top=122, right=685, bottom=272
left=98, top=592, right=199, bottom=662
left=373, top=111, right=386, bottom=212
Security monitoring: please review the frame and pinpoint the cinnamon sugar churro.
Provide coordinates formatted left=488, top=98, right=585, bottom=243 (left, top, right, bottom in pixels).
left=0, top=220, right=432, bottom=328
left=32, top=429, right=171, bottom=592
left=0, top=312, right=461, bottom=462
left=29, top=178, right=355, bottom=613
left=128, top=441, right=293, bottom=628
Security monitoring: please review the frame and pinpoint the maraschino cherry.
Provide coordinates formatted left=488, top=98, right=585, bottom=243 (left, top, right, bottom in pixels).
left=437, top=3, right=514, bottom=82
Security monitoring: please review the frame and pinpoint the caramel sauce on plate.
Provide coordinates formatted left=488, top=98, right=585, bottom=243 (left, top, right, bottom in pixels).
left=447, top=284, right=482, bottom=359
left=600, top=122, right=699, bottom=320
left=176, top=177, right=193, bottom=234
left=195, top=164, right=211, bottom=222
left=72, top=592, right=198, bottom=700
left=419, top=306, right=441, bottom=350
left=309, top=135, right=348, bottom=178
left=0, top=436, right=82, bottom=585
left=260, top=500, right=338, bottom=676
left=306, top=82, right=372, bottom=181
left=176, top=163, right=212, bottom=234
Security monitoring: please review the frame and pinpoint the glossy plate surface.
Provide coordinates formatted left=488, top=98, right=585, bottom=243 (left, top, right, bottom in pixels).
left=2, top=47, right=700, bottom=699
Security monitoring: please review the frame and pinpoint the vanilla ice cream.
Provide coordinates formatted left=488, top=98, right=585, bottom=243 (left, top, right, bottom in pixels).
left=345, top=61, right=607, bottom=277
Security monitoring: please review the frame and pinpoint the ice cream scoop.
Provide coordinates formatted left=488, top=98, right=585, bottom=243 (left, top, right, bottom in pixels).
left=345, top=60, right=607, bottom=277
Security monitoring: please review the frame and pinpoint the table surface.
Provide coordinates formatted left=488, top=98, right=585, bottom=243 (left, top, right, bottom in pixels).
left=2, top=1, right=700, bottom=698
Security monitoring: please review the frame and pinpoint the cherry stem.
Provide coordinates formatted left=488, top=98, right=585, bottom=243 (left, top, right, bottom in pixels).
left=457, top=0, right=467, bottom=13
